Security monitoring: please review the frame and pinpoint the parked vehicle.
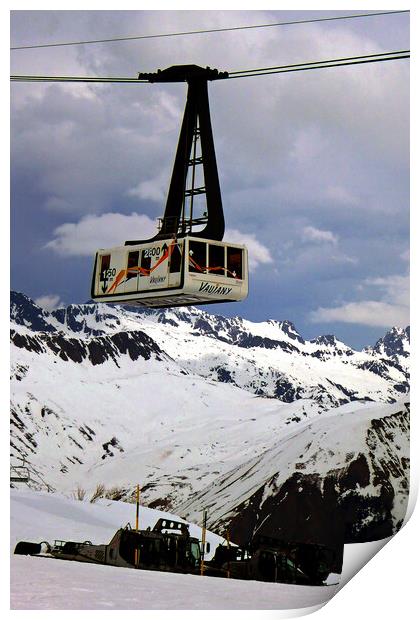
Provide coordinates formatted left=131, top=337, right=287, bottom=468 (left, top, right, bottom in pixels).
left=15, top=519, right=336, bottom=585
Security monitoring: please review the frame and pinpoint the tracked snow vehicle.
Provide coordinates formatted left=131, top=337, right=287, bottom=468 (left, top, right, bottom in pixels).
left=206, top=534, right=338, bottom=585
left=15, top=518, right=337, bottom=585
left=15, top=518, right=205, bottom=574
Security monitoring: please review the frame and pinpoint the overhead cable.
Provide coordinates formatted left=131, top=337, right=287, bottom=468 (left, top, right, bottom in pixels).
left=228, top=50, right=410, bottom=75
left=10, top=75, right=148, bottom=83
left=10, top=51, right=410, bottom=84
left=11, top=10, right=409, bottom=51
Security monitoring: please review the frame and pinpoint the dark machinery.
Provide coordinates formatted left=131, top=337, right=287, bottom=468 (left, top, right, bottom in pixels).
left=15, top=518, right=204, bottom=574
left=206, top=534, right=338, bottom=585
left=15, top=519, right=337, bottom=586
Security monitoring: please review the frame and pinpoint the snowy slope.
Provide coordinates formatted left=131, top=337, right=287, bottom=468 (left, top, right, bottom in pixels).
left=10, top=489, right=340, bottom=610
left=10, top=292, right=410, bottom=549
left=179, top=398, right=410, bottom=547
left=11, top=326, right=325, bottom=503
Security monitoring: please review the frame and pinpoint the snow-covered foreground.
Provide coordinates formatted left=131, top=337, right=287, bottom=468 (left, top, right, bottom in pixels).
left=10, top=489, right=340, bottom=610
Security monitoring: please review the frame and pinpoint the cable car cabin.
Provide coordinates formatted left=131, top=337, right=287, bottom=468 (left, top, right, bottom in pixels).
left=91, top=236, right=248, bottom=308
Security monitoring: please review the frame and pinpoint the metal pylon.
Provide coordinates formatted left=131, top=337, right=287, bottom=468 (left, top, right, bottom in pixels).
left=125, top=65, right=228, bottom=245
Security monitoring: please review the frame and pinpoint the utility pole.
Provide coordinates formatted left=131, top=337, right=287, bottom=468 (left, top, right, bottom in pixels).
left=134, top=484, right=140, bottom=568
left=200, top=509, right=207, bottom=576
left=226, top=528, right=231, bottom=579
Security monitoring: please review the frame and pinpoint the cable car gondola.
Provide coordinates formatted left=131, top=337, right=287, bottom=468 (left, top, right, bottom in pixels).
left=91, top=65, right=248, bottom=308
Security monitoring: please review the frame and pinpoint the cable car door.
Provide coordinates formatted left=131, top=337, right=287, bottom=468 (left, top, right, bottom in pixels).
left=167, top=240, right=184, bottom=289
left=134, top=240, right=183, bottom=293
left=124, top=250, right=140, bottom=294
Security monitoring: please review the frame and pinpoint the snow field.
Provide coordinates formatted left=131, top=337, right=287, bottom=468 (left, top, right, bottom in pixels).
left=10, top=489, right=339, bottom=610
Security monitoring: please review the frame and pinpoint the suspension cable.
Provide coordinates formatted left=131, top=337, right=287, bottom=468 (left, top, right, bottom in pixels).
left=10, top=51, right=410, bottom=84
left=10, top=10, right=409, bottom=51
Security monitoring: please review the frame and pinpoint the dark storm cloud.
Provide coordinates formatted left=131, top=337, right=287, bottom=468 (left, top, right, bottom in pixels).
left=10, top=10, right=409, bottom=347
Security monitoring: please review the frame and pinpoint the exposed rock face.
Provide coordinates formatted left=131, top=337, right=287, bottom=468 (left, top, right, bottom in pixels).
left=11, top=328, right=168, bottom=366
left=178, top=400, right=410, bottom=548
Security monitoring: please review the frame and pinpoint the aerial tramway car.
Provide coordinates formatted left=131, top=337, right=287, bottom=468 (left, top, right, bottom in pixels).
left=91, top=235, right=248, bottom=308
left=91, top=65, right=248, bottom=309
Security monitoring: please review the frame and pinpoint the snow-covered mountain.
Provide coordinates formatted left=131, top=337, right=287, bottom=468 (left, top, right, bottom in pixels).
left=10, top=292, right=410, bottom=546
left=11, top=291, right=410, bottom=407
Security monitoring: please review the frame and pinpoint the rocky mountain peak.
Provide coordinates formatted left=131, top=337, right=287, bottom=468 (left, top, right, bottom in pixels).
left=310, top=334, right=337, bottom=347
left=10, top=291, right=56, bottom=333
left=277, top=320, right=305, bottom=344
left=365, top=326, right=410, bottom=359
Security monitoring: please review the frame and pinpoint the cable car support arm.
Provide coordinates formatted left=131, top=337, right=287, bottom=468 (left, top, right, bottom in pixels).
left=125, top=65, right=228, bottom=245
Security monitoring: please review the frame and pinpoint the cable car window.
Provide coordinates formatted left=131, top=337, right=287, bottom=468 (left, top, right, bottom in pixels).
left=127, top=251, right=139, bottom=280
left=100, top=254, right=110, bottom=273
left=169, top=243, right=182, bottom=273
left=227, top=247, right=243, bottom=279
left=208, top=244, right=225, bottom=275
left=189, top=241, right=206, bottom=273
left=140, top=250, right=152, bottom=277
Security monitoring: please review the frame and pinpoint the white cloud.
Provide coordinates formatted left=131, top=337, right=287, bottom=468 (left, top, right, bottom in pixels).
left=35, top=294, right=62, bottom=311
left=45, top=213, right=158, bottom=257
left=302, top=226, right=338, bottom=245
left=309, top=301, right=409, bottom=328
left=309, top=274, right=409, bottom=328
left=225, top=228, right=273, bottom=272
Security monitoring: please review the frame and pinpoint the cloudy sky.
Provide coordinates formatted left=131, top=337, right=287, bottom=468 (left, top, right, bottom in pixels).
left=10, top=8, right=410, bottom=349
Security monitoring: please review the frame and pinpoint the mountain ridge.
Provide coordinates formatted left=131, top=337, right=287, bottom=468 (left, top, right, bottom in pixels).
left=11, top=291, right=409, bottom=353
left=10, top=291, right=410, bottom=409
